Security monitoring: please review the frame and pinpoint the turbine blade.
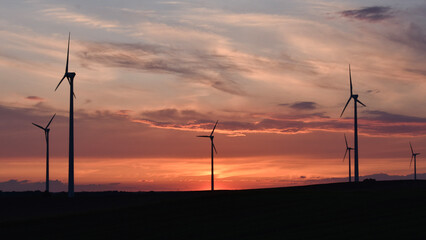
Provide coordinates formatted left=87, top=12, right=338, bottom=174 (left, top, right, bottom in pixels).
left=46, top=113, right=56, bottom=128
left=349, top=64, right=353, bottom=96
left=410, top=155, right=413, bottom=168
left=212, top=141, right=217, bottom=154
left=65, top=32, right=70, bottom=74
left=197, top=135, right=210, bottom=138
left=32, top=123, right=45, bottom=130
left=410, top=142, right=414, bottom=155
left=344, top=134, right=349, bottom=148
left=55, top=75, right=66, bottom=91
left=340, top=97, right=352, bottom=117
left=67, top=78, right=77, bottom=98
left=210, top=120, right=219, bottom=136
left=343, top=149, right=348, bottom=162
left=357, top=99, right=366, bottom=107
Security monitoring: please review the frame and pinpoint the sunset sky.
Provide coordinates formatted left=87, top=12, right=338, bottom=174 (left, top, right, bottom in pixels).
left=1, top=0, right=426, bottom=191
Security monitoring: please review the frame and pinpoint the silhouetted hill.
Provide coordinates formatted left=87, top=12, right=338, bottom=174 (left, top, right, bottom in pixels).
left=1, top=180, right=426, bottom=239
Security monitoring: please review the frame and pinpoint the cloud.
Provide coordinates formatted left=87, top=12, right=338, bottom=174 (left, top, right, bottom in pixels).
left=134, top=108, right=345, bottom=135
left=365, top=110, right=426, bottom=123
left=340, top=6, right=394, bottom=22
left=41, top=8, right=120, bottom=30
left=135, top=107, right=426, bottom=137
left=290, top=101, right=317, bottom=110
left=388, top=23, right=426, bottom=54
left=78, top=42, right=247, bottom=95
left=25, top=96, right=44, bottom=101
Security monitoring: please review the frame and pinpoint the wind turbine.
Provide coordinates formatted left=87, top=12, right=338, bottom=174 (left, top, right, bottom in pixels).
left=340, top=65, right=366, bottom=182
left=197, top=120, right=218, bottom=191
left=342, top=134, right=353, bottom=183
left=55, top=32, right=76, bottom=198
left=32, top=114, right=56, bottom=193
left=409, top=142, right=420, bottom=181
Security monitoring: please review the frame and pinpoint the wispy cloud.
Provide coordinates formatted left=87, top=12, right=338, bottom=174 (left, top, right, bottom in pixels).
left=289, top=101, right=317, bottom=110
left=41, top=8, right=120, bottom=30
left=25, top=96, right=44, bottom=101
left=340, top=6, right=394, bottom=22
left=133, top=107, right=426, bottom=137
left=78, top=41, right=252, bottom=95
left=388, top=23, right=426, bottom=54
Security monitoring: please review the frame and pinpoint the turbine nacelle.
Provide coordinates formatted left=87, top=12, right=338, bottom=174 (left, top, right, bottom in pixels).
left=66, top=72, right=76, bottom=79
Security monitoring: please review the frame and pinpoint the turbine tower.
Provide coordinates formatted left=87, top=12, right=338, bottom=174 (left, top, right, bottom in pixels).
left=409, top=142, right=420, bottom=181
left=32, top=114, right=56, bottom=193
left=55, top=33, right=76, bottom=198
left=342, top=134, right=353, bottom=183
left=197, top=120, right=218, bottom=191
left=340, top=65, right=366, bottom=182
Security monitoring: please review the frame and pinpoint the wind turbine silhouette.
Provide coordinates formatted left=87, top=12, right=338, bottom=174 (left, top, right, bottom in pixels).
left=409, top=142, right=420, bottom=181
left=197, top=120, right=218, bottom=191
left=55, top=32, right=76, bottom=198
left=342, top=134, right=353, bottom=183
left=340, top=65, right=366, bottom=182
left=32, top=114, right=56, bottom=193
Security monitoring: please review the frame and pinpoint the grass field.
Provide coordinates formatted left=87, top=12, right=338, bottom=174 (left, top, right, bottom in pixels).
left=1, top=180, right=426, bottom=239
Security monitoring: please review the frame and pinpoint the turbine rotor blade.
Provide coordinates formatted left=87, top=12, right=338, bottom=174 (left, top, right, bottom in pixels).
left=32, top=123, right=45, bottom=130
left=340, top=97, right=352, bottom=117
left=197, top=135, right=210, bottom=138
left=344, top=134, right=349, bottom=148
left=67, top=78, right=77, bottom=98
left=210, top=120, right=219, bottom=136
left=357, top=99, right=366, bottom=107
left=55, top=75, right=66, bottom=91
left=410, top=155, right=413, bottom=168
left=65, top=32, right=70, bottom=74
left=212, top=141, right=217, bottom=154
left=46, top=113, right=56, bottom=128
left=349, top=64, right=353, bottom=96
left=410, top=142, right=414, bottom=155
left=343, top=149, right=348, bottom=162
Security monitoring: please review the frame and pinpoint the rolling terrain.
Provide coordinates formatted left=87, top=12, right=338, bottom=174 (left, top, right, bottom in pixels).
left=1, top=180, right=426, bottom=239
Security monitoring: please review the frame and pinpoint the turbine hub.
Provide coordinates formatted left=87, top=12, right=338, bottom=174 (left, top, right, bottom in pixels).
left=67, top=72, right=76, bottom=78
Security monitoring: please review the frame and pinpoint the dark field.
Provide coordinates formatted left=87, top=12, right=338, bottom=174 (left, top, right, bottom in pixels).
left=1, top=180, right=426, bottom=239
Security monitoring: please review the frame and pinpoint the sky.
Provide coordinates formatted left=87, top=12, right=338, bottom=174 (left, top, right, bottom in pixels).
left=0, top=0, right=426, bottom=191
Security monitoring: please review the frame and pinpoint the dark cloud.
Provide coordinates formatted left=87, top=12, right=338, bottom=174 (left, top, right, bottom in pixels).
left=136, top=108, right=347, bottom=134
left=135, top=107, right=426, bottom=136
left=25, top=96, right=44, bottom=101
left=405, top=68, right=426, bottom=77
left=388, top=23, right=426, bottom=54
left=1, top=104, right=426, bottom=161
left=290, top=101, right=317, bottom=110
left=364, top=110, right=426, bottom=123
left=78, top=42, right=247, bottom=95
left=340, top=6, right=394, bottom=22
left=366, top=89, right=380, bottom=94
